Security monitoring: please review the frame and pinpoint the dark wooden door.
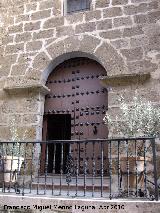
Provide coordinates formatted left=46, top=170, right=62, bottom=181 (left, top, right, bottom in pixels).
left=43, top=57, right=108, bottom=174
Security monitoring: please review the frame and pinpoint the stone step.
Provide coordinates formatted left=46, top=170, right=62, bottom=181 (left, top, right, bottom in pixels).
left=31, top=175, right=110, bottom=192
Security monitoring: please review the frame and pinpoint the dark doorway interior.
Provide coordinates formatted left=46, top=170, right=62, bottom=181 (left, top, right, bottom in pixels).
left=47, top=114, right=71, bottom=174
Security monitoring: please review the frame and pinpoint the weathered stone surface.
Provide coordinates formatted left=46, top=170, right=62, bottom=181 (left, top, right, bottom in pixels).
left=113, top=17, right=132, bottom=27
left=130, top=35, right=149, bottom=47
left=26, top=41, right=42, bottom=52
left=31, top=9, right=51, bottom=20
left=15, top=32, right=32, bottom=43
left=127, top=60, right=158, bottom=73
left=33, top=52, right=50, bottom=70
left=95, top=0, right=110, bottom=8
left=1, top=35, right=14, bottom=45
left=97, top=19, right=112, bottom=30
left=103, top=7, right=123, bottom=18
left=47, top=40, right=65, bottom=60
left=79, top=35, right=100, bottom=54
left=56, top=26, right=74, bottom=37
left=25, top=2, right=37, bottom=13
left=43, top=17, right=64, bottom=29
left=121, top=47, right=143, bottom=61
left=100, top=29, right=122, bottom=39
left=15, top=14, right=30, bottom=24
left=112, top=0, right=128, bottom=5
left=85, top=10, right=101, bottom=22
left=39, top=0, right=54, bottom=10
left=148, top=10, right=160, bottom=23
left=33, top=29, right=55, bottom=40
left=5, top=43, right=24, bottom=55
left=75, top=22, right=96, bottom=34
left=24, top=21, right=41, bottom=31
left=111, top=39, right=129, bottom=49
left=134, top=14, right=148, bottom=24
left=95, top=42, right=126, bottom=75
left=65, top=12, right=84, bottom=25
left=124, top=2, right=158, bottom=15
left=11, top=63, right=28, bottom=75
left=123, top=26, right=144, bottom=37
left=8, top=23, right=23, bottom=34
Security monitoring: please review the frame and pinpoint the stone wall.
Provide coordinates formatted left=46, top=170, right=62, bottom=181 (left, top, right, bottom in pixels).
left=0, top=0, right=159, bottom=140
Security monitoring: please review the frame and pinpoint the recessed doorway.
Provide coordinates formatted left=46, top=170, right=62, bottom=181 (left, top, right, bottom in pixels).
left=46, top=114, right=71, bottom=174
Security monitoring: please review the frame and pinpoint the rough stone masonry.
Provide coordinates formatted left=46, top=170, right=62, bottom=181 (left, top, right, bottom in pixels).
left=0, top=0, right=159, bottom=210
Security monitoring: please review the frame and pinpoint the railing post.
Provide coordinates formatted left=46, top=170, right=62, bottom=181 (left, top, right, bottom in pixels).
left=151, top=138, right=159, bottom=201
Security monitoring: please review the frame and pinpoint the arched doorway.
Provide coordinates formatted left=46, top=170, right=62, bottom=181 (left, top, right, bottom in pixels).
left=43, top=57, right=108, bottom=174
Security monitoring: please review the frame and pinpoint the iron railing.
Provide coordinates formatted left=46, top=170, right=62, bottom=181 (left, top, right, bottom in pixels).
left=0, top=137, right=159, bottom=200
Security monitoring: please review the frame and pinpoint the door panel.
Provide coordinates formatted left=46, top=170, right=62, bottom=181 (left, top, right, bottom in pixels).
left=44, top=58, right=108, bottom=174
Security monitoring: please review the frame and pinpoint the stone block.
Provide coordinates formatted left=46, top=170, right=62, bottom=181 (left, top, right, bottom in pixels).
left=5, top=43, right=24, bottom=55
left=8, top=23, right=23, bottom=34
left=85, top=10, right=101, bottom=22
left=121, top=47, right=143, bottom=61
left=65, top=12, right=84, bottom=25
left=143, top=23, right=160, bottom=37
left=23, top=114, right=38, bottom=125
left=123, top=26, right=144, bottom=37
left=134, top=14, right=148, bottom=24
left=56, top=26, right=74, bottom=37
left=96, top=19, right=112, bottom=31
left=11, top=63, right=28, bottom=75
left=147, top=35, right=160, bottom=51
left=113, top=17, right=132, bottom=27
left=39, top=0, right=54, bottom=10
left=0, top=127, right=10, bottom=141
left=33, top=52, right=50, bottom=71
left=24, top=21, right=41, bottom=31
left=103, top=7, right=123, bottom=18
left=127, top=1, right=158, bottom=16
left=8, top=5, right=24, bottom=16
left=43, top=17, right=64, bottom=29
left=63, top=36, right=81, bottom=53
left=26, top=41, right=42, bottom=52
left=47, top=40, right=65, bottom=60
left=148, top=10, right=160, bottom=23
left=1, top=35, right=14, bottom=45
left=15, top=32, right=32, bottom=43
left=17, top=53, right=34, bottom=64
left=79, top=35, right=101, bottom=54
left=75, top=22, right=96, bottom=34
left=25, top=2, right=37, bottom=13
left=131, top=0, right=152, bottom=2
left=112, top=0, right=128, bottom=5
left=15, top=14, right=30, bottom=24
left=130, top=35, right=149, bottom=47
left=127, top=60, right=158, bottom=73
left=95, top=42, right=126, bottom=75
left=95, top=0, right=110, bottom=8
left=111, top=38, right=129, bottom=49
left=0, top=65, right=11, bottom=77
left=31, top=9, right=51, bottom=20
left=100, top=29, right=122, bottom=39
left=33, top=29, right=55, bottom=40
left=52, top=1, right=62, bottom=16
left=45, top=38, right=56, bottom=46
left=124, top=4, right=148, bottom=15
left=0, top=54, right=18, bottom=66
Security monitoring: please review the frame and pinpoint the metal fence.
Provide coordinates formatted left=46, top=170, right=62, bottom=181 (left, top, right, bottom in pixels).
left=0, top=137, right=159, bottom=200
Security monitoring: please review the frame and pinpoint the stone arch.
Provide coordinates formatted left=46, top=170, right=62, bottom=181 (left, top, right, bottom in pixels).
left=32, top=34, right=127, bottom=83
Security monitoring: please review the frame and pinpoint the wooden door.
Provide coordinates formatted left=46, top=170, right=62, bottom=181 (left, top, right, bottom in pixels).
left=43, top=57, right=108, bottom=174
